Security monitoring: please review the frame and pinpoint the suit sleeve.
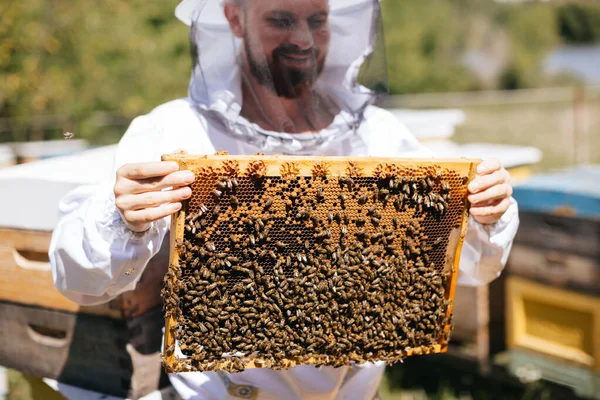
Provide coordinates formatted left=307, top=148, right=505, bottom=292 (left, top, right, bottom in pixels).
left=49, top=115, right=170, bottom=305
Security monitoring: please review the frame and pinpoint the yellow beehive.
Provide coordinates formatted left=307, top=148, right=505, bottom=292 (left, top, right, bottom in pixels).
left=506, top=276, right=600, bottom=373
left=160, top=154, right=479, bottom=373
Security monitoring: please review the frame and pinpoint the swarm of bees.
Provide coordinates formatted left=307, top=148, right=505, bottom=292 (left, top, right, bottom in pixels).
left=161, top=157, right=470, bottom=373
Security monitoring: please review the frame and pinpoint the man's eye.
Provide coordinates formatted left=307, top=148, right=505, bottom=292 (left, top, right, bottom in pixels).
left=308, top=17, right=327, bottom=30
left=268, top=18, right=293, bottom=29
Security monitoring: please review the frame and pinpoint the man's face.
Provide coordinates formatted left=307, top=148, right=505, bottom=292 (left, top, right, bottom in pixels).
left=227, top=0, right=331, bottom=99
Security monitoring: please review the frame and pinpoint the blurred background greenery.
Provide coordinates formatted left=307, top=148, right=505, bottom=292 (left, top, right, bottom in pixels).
left=1, top=0, right=599, bottom=146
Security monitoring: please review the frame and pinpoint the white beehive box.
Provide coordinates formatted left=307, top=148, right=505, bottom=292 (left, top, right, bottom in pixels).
left=0, top=145, right=116, bottom=231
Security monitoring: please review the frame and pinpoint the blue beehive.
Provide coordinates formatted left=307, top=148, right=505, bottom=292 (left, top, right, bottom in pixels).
left=513, top=165, right=600, bottom=219
left=509, top=165, right=600, bottom=295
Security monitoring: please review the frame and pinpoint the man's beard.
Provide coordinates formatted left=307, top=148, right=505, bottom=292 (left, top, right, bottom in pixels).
left=245, top=39, right=324, bottom=99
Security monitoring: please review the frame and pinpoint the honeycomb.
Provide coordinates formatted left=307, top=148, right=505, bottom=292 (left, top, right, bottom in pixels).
left=160, top=154, right=478, bottom=373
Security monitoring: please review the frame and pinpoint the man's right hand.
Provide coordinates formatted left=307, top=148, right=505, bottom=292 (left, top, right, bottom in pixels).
left=114, top=162, right=195, bottom=233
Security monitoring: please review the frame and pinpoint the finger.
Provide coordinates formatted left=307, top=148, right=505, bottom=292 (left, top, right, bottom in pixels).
left=469, top=197, right=511, bottom=218
left=118, top=162, right=180, bottom=180
left=117, top=187, right=192, bottom=211
left=123, top=202, right=182, bottom=225
left=476, top=158, right=502, bottom=175
left=134, top=170, right=196, bottom=194
left=468, top=169, right=509, bottom=194
left=117, top=170, right=196, bottom=195
left=468, top=183, right=512, bottom=205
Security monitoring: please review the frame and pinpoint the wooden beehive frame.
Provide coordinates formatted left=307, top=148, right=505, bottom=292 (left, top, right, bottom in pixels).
left=161, top=154, right=479, bottom=372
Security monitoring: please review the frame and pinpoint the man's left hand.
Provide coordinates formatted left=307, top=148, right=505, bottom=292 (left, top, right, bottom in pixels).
left=467, top=158, right=513, bottom=225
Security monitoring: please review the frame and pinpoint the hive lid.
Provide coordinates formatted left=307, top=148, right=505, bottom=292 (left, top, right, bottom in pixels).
left=513, top=165, right=600, bottom=218
left=0, top=145, right=116, bottom=231
left=9, top=139, right=88, bottom=160
left=424, top=142, right=543, bottom=170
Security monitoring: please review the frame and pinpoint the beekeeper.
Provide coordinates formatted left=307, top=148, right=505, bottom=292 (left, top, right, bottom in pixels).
left=50, top=0, right=519, bottom=399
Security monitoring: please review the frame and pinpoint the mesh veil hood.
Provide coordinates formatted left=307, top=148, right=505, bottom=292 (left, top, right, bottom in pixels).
left=174, top=0, right=385, bottom=154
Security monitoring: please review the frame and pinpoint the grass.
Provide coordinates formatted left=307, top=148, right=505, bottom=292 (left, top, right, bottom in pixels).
left=378, top=356, right=566, bottom=400
left=384, top=86, right=600, bottom=173
left=5, top=369, right=65, bottom=400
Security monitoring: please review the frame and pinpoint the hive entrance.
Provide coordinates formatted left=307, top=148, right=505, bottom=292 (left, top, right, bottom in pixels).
left=161, top=155, right=478, bottom=373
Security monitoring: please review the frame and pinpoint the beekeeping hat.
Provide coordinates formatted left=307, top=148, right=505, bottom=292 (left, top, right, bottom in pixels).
left=175, top=0, right=386, bottom=154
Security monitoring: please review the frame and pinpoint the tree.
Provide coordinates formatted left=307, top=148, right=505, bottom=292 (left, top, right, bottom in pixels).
left=0, top=0, right=189, bottom=144
left=381, top=0, right=477, bottom=95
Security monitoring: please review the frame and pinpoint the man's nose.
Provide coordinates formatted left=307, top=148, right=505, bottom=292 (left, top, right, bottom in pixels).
left=289, top=22, right=314, bottom=50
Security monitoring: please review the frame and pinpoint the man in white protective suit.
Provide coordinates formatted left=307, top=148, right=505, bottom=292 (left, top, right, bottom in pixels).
left=50, top=0, right=519, bottom=399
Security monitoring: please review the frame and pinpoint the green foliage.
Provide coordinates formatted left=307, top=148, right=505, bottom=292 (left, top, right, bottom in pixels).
left=499, top=4, right=559, bottom=90
left=382, top=0, right=477, bottom=95
left=0, top=0, right=189, bottom=143
left=557, top=4, right=600, bottom=44
left=0, top=0, right=597, bottom=143
left=382, top=0, right=561, bottom=94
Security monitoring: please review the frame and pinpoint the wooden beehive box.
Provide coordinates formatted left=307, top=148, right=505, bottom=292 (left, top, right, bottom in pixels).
left=0, top=228, right=169, bottom=398
left=160, top=154, right=479, bottom=373
left=0, top=228, right=170, bottom=319
left=0, top=303, right=169, bottom=399
left=505, top=276, right=600, bottom=399
left=0, top=146, right=171, bottom=398
left=0, top=145, right=170, bottom=318
left=506, top=276, right=600, bottom=373
left=509, top=166, right=600, bottom=295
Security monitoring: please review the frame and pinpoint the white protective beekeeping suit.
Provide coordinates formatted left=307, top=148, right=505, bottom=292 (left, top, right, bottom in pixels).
left=50, top=0, right=519, bottom=399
